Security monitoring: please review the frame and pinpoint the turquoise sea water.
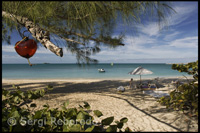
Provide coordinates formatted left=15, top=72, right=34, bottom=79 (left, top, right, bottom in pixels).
left=2, top=63, right=191, bottom=80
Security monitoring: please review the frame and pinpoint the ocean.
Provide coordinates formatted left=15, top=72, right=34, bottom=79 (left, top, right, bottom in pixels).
left=2, top=63, right=191, bottom=80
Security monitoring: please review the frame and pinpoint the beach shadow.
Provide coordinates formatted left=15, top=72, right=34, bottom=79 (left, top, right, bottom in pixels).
left=2, top=79, right=195, bottom=132
left=100, top=94, right=183, bottom=132
left=2, top=80, right=170, bottom=102
left=2, top=80, right=126, bottom=92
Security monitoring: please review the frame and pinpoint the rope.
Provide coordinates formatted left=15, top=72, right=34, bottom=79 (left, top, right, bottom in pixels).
left=14, top=37, right=27, bottom=48
left=27, top=59, right=32, bottom=66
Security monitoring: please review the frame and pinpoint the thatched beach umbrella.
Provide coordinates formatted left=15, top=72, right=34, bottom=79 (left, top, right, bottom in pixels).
left=128, top=66, right=153, bottom=84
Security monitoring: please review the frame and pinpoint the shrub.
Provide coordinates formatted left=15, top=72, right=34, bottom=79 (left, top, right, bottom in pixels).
left=158, top=61, right=198, bottom=117
left=2, top=85, right=132, bottom=132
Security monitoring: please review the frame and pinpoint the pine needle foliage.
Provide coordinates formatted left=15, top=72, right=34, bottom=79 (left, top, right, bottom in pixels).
left=2, top=1, right=175, bottom=64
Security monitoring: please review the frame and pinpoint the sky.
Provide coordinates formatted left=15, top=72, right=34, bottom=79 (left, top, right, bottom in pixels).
left=2, top=1, right=198, bottom=64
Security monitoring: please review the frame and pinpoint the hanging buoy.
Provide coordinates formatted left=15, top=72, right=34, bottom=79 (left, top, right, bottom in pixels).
left=15, top=36, right=37, bottom=66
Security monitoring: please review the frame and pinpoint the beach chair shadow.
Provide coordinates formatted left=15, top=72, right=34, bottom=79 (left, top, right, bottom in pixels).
left=135, top=81, right=157, bottom=91
left=152, top=77, right=166, bottom=89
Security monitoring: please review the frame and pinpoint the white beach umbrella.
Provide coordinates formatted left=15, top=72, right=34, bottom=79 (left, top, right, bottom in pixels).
left=128, top=66, right=153, bottom=84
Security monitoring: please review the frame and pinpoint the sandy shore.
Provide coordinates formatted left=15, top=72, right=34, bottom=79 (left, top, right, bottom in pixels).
left=2, top=78, right=198, bottom=132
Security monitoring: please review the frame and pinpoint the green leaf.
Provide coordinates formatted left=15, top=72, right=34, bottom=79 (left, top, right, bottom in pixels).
left=77, top=111, right=86, bottom=121
left=10, top=110, right=20, bottom=118
left=47, top=85, right=53, bottom=91
left=27, top=93, right=32, bottom=99
left=92, top=126, right=103, bottom=132
left=16, top=86, right=20, bottom=90
left=30, top=103, right=37, bottom=108
left=19, top=91, right=25, bottom=98
left=12, top=85, right=20, bottom=89
left=106, top=125, right=117, bottom=132
left=65, top=108, right=77, bottom=119
left=115, top=120, right=119, bottom=124
left=117, top=122, right=124, bottom=129
left=85, top=125, right=95, bottom=132
left=101, top=116, right=114, bottom=125
left=63, top=124, right=69, bottom=132
left=33, top=90, right=39, bottom=96
left=43, top=104, right=49, bottom=108
left=79, top=105, right=83, bottom=109
left=93, top=110, right=103, bottom=117
left=55, top=111, right=61, bottom=117
left=124, top=127, right=132, bottom=132
left=2, top=95, right=6, bottom=100
left=34, top=110, right=43, bottom=119
left=20, top=109, right=30, bottom=116
left=83, top=101, right=90, bottom=109
left=2, top=117, right=7, bottom=123
left=45, top=111, right=51, bottom=118
left=2, top=127, right=8, bottom=132
left=39, top=89, right=45, bottom=96
left=192, top=102, right=198, bottom=108
left=13, top=96, right=19, bottom=103
left=2, top=89, right=9, bottom=96
left=62, top=106, right=67, bottom=111
left=120, top=117, right=128, bottom=123
left=68, top=124, right=81, bottom=132
left=64, top=100, right=69, bottom=108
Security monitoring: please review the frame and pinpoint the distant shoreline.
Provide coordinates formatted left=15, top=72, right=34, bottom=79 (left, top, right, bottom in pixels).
left=1, top=62, right=191, bottom=65
left=165, top=63, right=187, bottom=64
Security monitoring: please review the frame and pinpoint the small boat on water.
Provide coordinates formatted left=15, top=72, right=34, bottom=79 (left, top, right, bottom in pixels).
left=98, top=69, right=105, bottom=72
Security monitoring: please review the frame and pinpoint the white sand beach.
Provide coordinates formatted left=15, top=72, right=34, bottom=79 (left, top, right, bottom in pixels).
left=2, top=78, right=198, bottom=132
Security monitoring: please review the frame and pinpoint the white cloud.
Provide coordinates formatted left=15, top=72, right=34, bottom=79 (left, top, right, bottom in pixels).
left=126, top=34, right=157, bottom=46
left=137, top=23, right=160, bottom=37
left=167, top=2, right=198, bottom=26
left=163, top=31, right=181, bottom=41
left=2, top=45, right=15, bottom=52
left=169, top=36, right=198, bottom=48
left=2, top=55, right=18, bottom=59
left=36, top=47, right=54, bottom=54
left=91, top=33, right=198, bottom=63
left=135, top=2, right=197, bottom=37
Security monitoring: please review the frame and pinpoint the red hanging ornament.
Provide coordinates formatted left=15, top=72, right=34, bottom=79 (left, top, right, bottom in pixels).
left=15, top=35, right=37, bottom=66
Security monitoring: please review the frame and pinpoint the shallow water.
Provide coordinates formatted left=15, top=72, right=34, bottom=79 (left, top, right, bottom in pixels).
left=2, top=63, right=191, bottom=80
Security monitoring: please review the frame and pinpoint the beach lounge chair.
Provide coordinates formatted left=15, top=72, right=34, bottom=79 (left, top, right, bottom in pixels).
left=117, top=86, right=125, bottom=92
left=148, top=83, right=157, bottom=89
left=137, top=82, right=157, bottom=90
left=152, top=77, right=166, bottom=88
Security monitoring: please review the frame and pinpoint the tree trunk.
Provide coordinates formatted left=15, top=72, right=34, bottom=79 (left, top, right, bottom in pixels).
left=2, top=11, right=63, bottom=57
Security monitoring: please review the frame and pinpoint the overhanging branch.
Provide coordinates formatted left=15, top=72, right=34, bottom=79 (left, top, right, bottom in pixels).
left=65, top=31, right=125, bottom=46
left=2, top=11, right=63, bottom=57
left=60, top=36, right=85, bottom=46
left=52, top=28, right=125, bottom=46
